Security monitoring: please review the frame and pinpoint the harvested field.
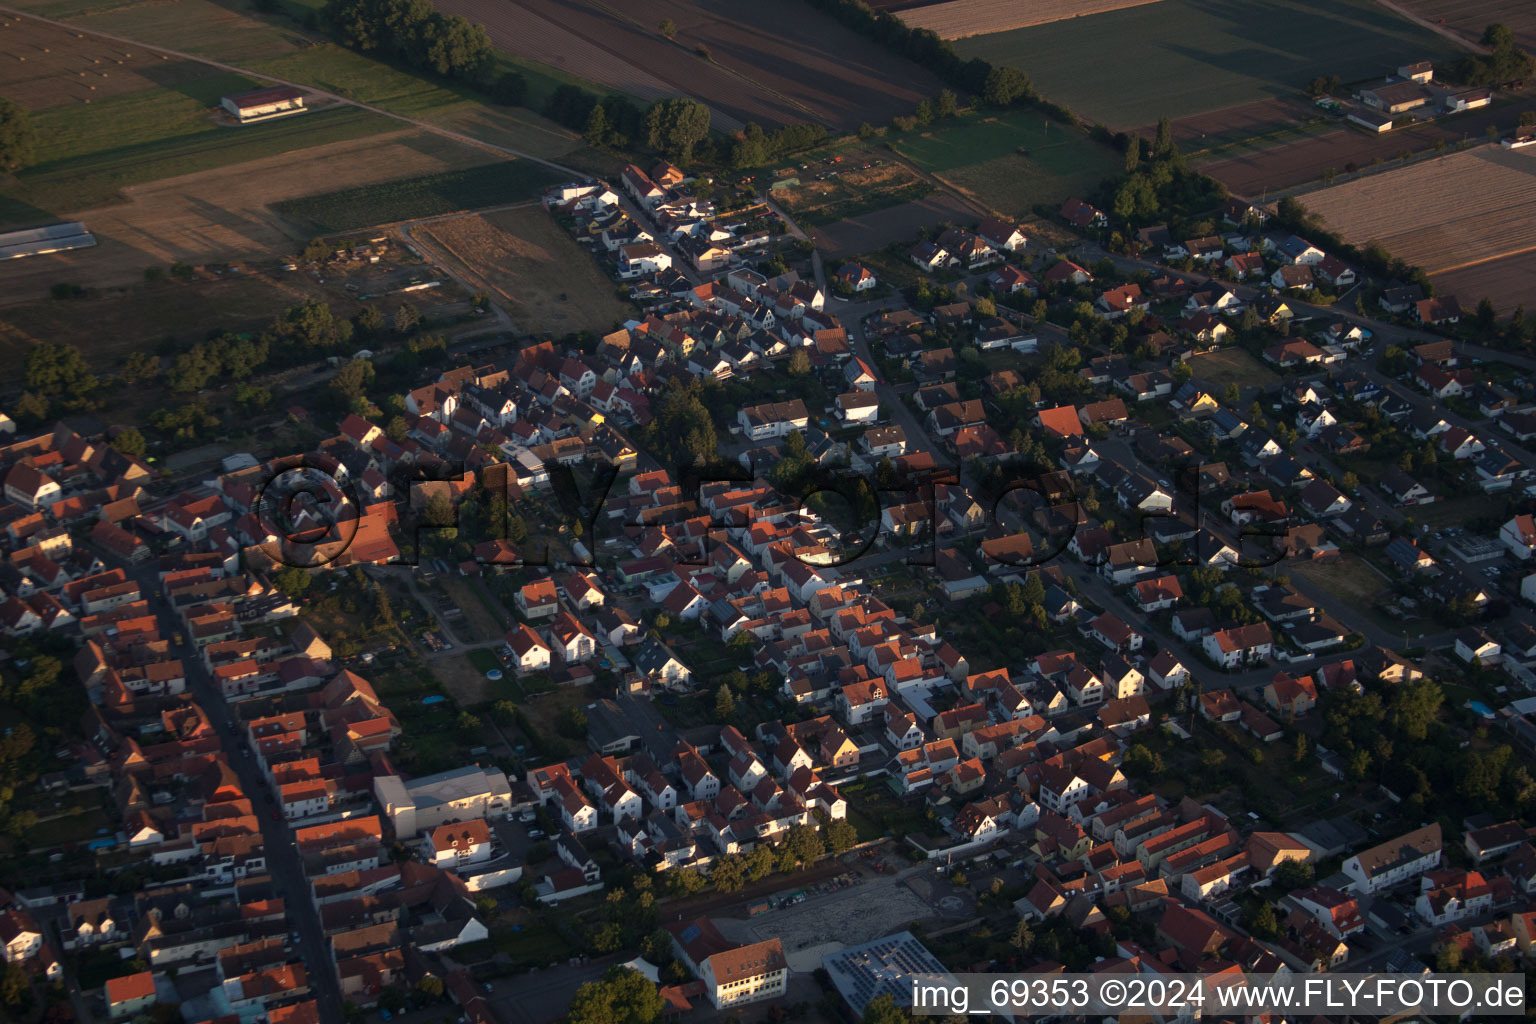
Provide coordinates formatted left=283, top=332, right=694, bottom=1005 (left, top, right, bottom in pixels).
left=1200, top=102, right=1512, bottom=196
left=1388, top=0, right=1536, bottom=53
left=435, top=0, right=941, bottom=130
left=1295, top=146, right=1536, bottom=277
left=809, top=193, right=978, bottom=259
left=0, top=11, right=198, bottom=107
left=956, top=0, right=1460, bottom=129
left=898, top=0, right=1166, bottom=40
left=1, top=129, right=494, bottom=293
left=606, top=0, right=945, bottom=127
left=1431, top=249, right=1536, bottom=317
left=414, top=206, right=636, bottom=336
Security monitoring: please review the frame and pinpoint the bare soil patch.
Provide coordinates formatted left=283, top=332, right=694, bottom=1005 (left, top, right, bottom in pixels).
left=414, top=205, right=636, bottom=336
left=1431, top=248, right=1536, bottom=316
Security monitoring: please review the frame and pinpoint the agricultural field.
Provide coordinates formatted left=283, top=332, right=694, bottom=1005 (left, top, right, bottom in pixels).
left=891, top=109, right=1122, bottom=215
left=414, top=205, right=637, bottom=336
left=808, top=193, right=977, bottom=259
left=3, top=0, right=585, bottom=158
left=1432, top=250, right=1536, bottom=317
left=897, top=0, right=1166, bottom=40
left=438, top=0, right=943, bottom=131
left=1199, top=101, right=1510, bottom=197
left=3, top=128, right=501, bottom=295
left=274, top=160, right=560, bottom=234
left=1390, top=0, right=1536, bottom=52
left=955, top=0, right=1460, bottom=129
left=1295, top=146, right=1536, bottom=303
left=772, top=156, right=935, bottom=228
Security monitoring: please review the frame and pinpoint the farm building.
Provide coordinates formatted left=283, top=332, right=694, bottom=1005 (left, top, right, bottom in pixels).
left=1347, top=111, right=1394, bottom=133
left=1397, top=61, right=1434, bottom=84
left=0, top=222, right=96, bottom=261
left=221, top=86, right=307, bottom=123
left=1360, top=81, right=1428, bottom=114
left=1437, top=87, right=1492, bottom=113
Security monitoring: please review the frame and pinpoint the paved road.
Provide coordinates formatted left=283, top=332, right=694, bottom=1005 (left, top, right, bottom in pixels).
left=126, top=563, right=343, bottom=1021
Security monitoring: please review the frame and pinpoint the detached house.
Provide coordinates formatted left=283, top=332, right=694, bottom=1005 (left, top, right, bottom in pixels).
left=1203, top=623, right=1273, bottom=669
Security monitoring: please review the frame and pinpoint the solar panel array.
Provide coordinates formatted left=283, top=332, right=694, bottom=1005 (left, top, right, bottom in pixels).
left=824, top=931, right=949, bottom=1011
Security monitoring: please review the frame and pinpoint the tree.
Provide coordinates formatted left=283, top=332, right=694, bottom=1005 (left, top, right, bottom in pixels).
left=1153, top=116, right=1175, bottom=158
left=377, top=987, right=406, bottom=1013
left=711, top=855, right=745, bottom=892
left=1123, top=134, right=1142, bottom=174
left=657, top=17, right=676, bottom=38
left=0, top=97, right=36, bottom=171
left=0, top=962, right=27, bottom=1010
left=394, top=302, right=421, bottom=334
left=272, top=566, right=312, bottom=598
left=787, top=349, right=811, bottom=375
left=1245, top=900, right=1278, bottom=938
left=584, top=103, right=611, bottom=147
left=111, top=427, right=147, bottom=459
left=825, top=817, right=857, bottom=853
left=1476, top=296, right=1497, bottom=334
left=330, top=357, right=375, bottom=403
left=982, top=65, right=1030, bottom=106
left=644, top=97, right=710, bottom=163
left=1272, top=858, right=1313, bottom=892
left=714, top=685, right=736, bottom=721
left=935, top=88, right=958, bottom=118
left=26, top=341, right=98, bottom=402
left=862, top=993, right=910, bottom=1024
left=416, top=975, right=446, bottom=1000
left=785, top=823, right=824, bottom=866
left=569, top=967, right=664, bottom=1024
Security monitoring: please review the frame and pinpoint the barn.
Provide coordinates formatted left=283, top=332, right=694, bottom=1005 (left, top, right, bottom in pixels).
left=221, top=86, right=307, bottom=123
left=0, top=222, right=96, bottom=260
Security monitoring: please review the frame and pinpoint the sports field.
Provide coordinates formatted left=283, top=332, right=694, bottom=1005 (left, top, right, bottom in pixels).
left=892, top=110, right=1121, bottom=213
left=955, top=0, right=1459, bottom=129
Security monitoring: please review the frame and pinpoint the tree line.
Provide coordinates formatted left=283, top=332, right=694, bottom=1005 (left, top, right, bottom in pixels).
left=321, top=0, right=492, bottom=79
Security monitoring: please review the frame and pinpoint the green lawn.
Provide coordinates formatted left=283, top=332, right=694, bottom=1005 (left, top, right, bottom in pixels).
left=890, top=109, right=1121, bottom=213
left=273, top=160, right=561, bottom=232
left=956, top=0, right=1461, bottom=129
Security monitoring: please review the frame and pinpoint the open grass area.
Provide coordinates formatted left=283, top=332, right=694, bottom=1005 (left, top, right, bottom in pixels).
left=28, top=805, right=112, bottom=847
left=273, top=162, right=560, bottom=233
left=955, top=0, right=1460, bottom=130
left=1188, top=347, right=1281, bottom=391
left=1290, top=555, right=1388, bottom=608
left=890, top=109, right=1120, bottom=213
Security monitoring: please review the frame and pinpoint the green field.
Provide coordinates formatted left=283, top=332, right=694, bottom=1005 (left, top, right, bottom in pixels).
left=4, top=98, right=394, bottom=221
left=274, top=161, right=561, bottom=233
left=956, top=0, right=1460, bottom=129
left=890, top=109, right=1121, bottom=213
